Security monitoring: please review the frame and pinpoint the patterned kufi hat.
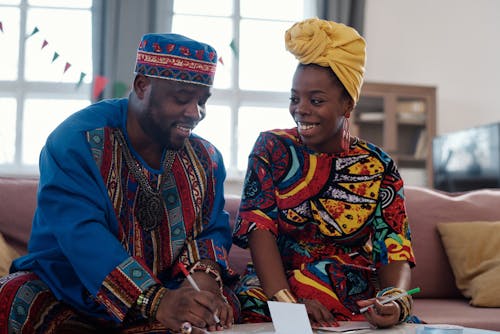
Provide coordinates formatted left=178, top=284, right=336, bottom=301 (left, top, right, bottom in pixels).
left=285, top=18, right=366, bottom=103
left=135, top=33, right=217, bottom=86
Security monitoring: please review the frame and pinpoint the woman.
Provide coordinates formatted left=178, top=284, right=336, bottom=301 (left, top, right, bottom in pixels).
left=232, top=18, right=417, bottom=328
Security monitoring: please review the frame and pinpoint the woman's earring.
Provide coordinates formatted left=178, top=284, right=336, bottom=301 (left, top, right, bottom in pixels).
left=341, top=114, right=351, bottom=152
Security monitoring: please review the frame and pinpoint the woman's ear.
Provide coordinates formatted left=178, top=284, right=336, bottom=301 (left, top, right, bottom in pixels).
left=344, top=97, right=355, bottom=116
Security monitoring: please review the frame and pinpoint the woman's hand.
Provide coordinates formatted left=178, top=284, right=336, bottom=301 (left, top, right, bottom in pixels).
left=356, top=298, right=400, bottom=328
left=301, top=298, right=338, bottom=328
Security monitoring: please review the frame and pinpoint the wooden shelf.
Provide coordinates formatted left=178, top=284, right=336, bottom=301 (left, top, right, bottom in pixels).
left=351, top=82, right=437, bottom=187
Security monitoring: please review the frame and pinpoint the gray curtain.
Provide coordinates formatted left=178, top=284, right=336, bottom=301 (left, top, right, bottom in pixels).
left=91, top=0, right=162, bottom=100
left=317, top=0, right=366, bottom=36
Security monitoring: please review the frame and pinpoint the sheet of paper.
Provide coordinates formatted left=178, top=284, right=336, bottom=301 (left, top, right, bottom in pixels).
left=267, top=301, right=313, bottom=334
left=313, top=321, right=373, bottom=332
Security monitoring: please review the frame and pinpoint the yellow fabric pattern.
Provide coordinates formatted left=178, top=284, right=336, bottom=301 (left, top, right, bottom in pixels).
left=285, top=17, right=366, bottom=103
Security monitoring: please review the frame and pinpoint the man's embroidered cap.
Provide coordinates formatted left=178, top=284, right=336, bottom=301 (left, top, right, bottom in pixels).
left=135, top=33, right=217, bottom=86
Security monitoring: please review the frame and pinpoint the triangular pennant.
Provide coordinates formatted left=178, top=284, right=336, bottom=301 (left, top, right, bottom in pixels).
left=218, top=57, right=224, bottom=66
left=92, top=75, right=109, bottom=101
left=27, top=26, right=39, bottom=38
left=112, top=81, right=129, bottom=98
left=63, top=62, right=71, bottom=73
left=41, top=39, right=48, bottom=49
left=76, top=72, right=87, bottom=88
left=0, top=22, right=3, bottom=33
left=229, top=39, right=239, bottom=57
left=51, top=52, right=60, bottom=63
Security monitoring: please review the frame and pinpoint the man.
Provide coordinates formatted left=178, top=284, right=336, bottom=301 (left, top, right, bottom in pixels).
left=0, top=33, right=237, bottom=334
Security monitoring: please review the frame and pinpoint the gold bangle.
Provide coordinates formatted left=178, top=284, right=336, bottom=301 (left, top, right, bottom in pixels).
left=271, top=288, right=297, bottom=303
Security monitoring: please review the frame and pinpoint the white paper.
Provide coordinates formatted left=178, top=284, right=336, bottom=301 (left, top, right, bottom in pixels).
left=267, top=301, right=313, bottom=334
left=313, top=321, right=373, bottom=332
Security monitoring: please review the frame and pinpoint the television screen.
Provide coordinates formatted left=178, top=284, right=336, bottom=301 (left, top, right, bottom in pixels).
left=432, top=123, right=500, bottom=192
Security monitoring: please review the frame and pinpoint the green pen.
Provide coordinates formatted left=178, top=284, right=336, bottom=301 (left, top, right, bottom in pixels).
left=357, top=287, right=421, bottom=314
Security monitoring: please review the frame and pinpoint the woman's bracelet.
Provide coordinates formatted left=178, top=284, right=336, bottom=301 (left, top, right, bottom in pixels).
left=271, top=288, right=298, bottom=303
left=376, top=287, right=412, bottom=323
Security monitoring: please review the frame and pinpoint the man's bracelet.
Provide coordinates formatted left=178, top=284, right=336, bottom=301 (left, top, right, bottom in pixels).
left=189, top=261, right=223, bottom=293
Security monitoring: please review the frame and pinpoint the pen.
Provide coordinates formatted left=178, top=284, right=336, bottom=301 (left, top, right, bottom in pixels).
left=356, top=287, right=421, bottom=314
left=178, top=263, right=222, bottom=325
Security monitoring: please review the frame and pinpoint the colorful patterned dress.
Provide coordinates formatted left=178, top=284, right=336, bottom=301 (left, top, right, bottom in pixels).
left=232, top=128, right=415, bottom=322
left=0, top=99, right=238, bottom=333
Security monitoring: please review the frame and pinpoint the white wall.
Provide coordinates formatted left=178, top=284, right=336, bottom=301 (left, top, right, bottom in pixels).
left=364, top=0, right=500, bottom=135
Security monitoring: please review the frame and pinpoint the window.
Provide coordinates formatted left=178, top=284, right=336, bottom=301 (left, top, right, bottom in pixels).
left=170, top=0, right=316, bottom=178
left=0, top=0, right=92, bottom=175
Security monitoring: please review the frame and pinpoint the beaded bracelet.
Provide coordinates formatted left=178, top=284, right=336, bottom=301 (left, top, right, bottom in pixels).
left=271, top=288, right=298, bottom=303
left=376, top=287, right=412, bottom=323
left=136, top=284, right=168, bottom=320
left=189, top=261, right=223, bottom=293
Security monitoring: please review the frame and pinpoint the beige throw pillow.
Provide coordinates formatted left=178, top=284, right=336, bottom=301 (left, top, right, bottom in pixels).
left=437, top=221, right=500, bottom=307
left=0, top=232, right=20, bottom=277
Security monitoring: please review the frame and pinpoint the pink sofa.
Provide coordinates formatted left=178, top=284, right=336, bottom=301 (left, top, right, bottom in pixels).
left=1, top=176, right=500, bottom=330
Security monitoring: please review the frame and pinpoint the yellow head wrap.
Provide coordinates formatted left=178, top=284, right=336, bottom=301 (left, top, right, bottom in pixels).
left=285, top=17, right=366, bottom=103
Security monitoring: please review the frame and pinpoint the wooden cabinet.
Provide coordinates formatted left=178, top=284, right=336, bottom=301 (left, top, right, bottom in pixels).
left=351, top=82, right=436, bottom=187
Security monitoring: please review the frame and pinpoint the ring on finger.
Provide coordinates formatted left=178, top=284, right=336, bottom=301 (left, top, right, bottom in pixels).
left=180, top=321, right=192, bottom=334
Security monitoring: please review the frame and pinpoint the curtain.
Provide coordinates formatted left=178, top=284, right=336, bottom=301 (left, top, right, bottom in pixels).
left=91, top=0, right=162, bottom=100
left=317, top=0, right=366, bottom=36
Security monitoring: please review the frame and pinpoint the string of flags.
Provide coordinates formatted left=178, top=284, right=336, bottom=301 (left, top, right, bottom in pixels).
left=1, top=21, right=230, bottom=100
left=1, top=21, right=126, bottom=100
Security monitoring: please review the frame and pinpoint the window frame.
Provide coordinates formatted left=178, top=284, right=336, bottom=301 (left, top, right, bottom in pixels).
left=158, top=0, right=316, bottom=181
left=0, top=0, right=92, bottom=176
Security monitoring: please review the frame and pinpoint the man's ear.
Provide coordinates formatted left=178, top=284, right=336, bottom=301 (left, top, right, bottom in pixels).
left=133, top=74, right=151, bottom=99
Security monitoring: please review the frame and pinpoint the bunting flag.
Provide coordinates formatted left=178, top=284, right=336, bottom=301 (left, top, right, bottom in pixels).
left=63, top=62, right=71, bottom=73
left=76, top=72, right=86, bottom=88
left=27, top=27, right=39, bottom=38
left=112, top=81, right=129, bottom=98
left=218, top=57, right=224, bottom=66
left=51, top=52, right=59, bottom=63
left=41, top=39, right=48, bottom=49
left=0, top=21, right=3, bottom=33
left=92, top=75, right=109, bottom=101
left=229, top=39, right=239, bottom=57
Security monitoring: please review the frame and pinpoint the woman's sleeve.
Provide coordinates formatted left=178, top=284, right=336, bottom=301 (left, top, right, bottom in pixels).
left=371, top=161, right=416, bottom=267
left=232, top=133, right=279, bottom=249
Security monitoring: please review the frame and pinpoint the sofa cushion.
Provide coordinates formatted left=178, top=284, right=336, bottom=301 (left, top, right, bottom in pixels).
left=413, top=298, right=500, bottom=331
left=0, top=232, right=20, bottom=276
left=437, top=221, right=500, bottom=307
left=405, top=186, right=500, bottom=299
left=225, top=194, right=251, bottom=275
left=0, top=177, right=38, bottom=255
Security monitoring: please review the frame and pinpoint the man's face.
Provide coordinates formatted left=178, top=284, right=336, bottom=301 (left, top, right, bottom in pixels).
left=138, top=77, right=211, bottom=150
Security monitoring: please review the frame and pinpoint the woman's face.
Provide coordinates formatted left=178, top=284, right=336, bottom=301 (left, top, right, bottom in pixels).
left=289, top=64, right=353, bottom=153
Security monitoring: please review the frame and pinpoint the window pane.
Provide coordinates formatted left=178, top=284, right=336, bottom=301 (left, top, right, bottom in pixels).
left=28, top=0, right=91, bottom=9
left=0, top=98, right=17, bottom=163
left=0, top=7, right=20, bottom=80
left=173, top=0, right=232, bottom=16
left=241, top=0, right=305, bottom=20
left=237, top=107, right=296, bottom=170
left=22, top=99, right=90, bottom=164
left=0, top=0, right=20, bottom=4
left=25, top=7, right=92, bottom=83
left=239, top=19, right=297, bottom=91
left=192, top=105, right=232, bottom=167
left=172, top=15, right=232, bottom=89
